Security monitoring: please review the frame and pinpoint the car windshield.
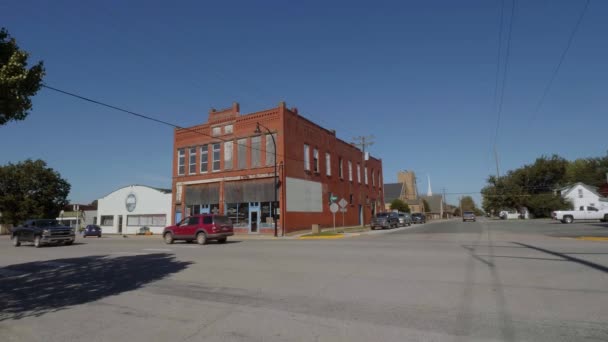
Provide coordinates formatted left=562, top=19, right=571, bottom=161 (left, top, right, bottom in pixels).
left=375, top=213, right=389, bottom=218
left=464, top=211, right=474, bottom=215
left=213, top=215, right=231, bottom=225
left=34, top=220, right=59, bottom=227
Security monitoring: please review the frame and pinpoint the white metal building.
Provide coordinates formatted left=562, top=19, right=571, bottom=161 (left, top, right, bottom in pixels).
left=97, top=185, right=172, bottom=234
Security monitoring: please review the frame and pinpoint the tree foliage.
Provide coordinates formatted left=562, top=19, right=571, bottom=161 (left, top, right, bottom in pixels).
left=480, top=154, right=608, bottom=218
left=389, top=199, right=410, bottom=213
left=0, top=159, right=70, bottom=225
left=0, top=27, right=45, bottom=126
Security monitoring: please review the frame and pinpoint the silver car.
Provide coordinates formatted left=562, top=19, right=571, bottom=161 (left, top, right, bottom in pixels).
left=398, top=213, right=412, bottom=227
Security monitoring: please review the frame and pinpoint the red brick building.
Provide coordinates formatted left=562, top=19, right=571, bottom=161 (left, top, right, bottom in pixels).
left=172, top=102, right=384, bottom=234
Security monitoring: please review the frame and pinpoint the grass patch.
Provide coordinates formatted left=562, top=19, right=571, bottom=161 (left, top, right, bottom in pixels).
left=334, top=226, right=369, bottom=234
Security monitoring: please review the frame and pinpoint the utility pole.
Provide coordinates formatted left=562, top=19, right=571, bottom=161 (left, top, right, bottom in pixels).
left=441, top=187, right=446, bottom=219
left=494, top=145, right=501, bottom=179
left=352, top=135, right=375, bottom=219
left=460, top=196, right=463, bottom=217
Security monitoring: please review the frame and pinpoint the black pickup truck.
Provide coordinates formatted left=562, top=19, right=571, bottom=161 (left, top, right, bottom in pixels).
left=11, top=219, right=76, bottom=248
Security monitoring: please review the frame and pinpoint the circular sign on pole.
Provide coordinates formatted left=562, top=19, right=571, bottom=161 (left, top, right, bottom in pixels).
left=330, top=203, right=339, bottom=213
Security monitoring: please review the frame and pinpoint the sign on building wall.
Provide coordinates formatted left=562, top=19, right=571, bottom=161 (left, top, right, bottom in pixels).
left=286, top=177, right=323, bottom=212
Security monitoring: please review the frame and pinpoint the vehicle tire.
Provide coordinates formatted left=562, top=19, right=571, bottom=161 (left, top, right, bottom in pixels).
left=217, top=237, right=227, bottom=244
left=163, top=232, right=174, bottom=244
left=65, top=240, right=73, bottom=246
left=603, top=214, right=608, bottom=223
left=186, top=240, right=193, bottom=243
left=34, top=235, right=42, bottom=248
left=12, top=235, right=21, bottom=247
left=196, top=232, right=207, bottom=245
left=563, top=216, right=574, bottom=224
left=82, top=235, right=86, bottom=239
left=98, top=234, right=101, bottom=238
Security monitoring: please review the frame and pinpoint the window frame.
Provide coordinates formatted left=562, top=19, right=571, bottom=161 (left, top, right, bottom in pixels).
left=188, top=147, right=197, bottom=175
left=313, top=148, right=319, bottom=173
left=237, top=138, right=247, bottom=169
left=339, top=157, right=343, bottom=179
left=251, top=136, right=261, bottom=168
left=177, top=148, right=185, bottom=176
left=224, top=141, right=233, bottom=170
left=212, top=143, right=221, bottom=171
left=325, top=152, right=331, bottom=176
left=200, top=144, right=208, bottom=173
left=348, top=160, right=353, bottom=182
left=304, top=144, right=310, bottom=171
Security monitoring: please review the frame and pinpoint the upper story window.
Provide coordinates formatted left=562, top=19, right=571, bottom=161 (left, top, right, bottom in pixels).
left=313, top=148, right=319, bottom=173
left=266, top=134, right=276, bottom=166
left=372, top=168, right=375, bottom=186
left=339, top=158, right=343, bottom=179
left=237, top=138, right=247, bottom=169
left=189, top=147, right=197, bottom=174
left=304, top=144, right=310, bottom=171
left=357, top=163, right=361, bottom=183
left=325, top=153, right=331, bottom=176
left=212, top=126, right=221, bottom=136
left=251, top=136, right=261, bottom=167
left=212, top=143, right=221, bottom=171
left=364, top=166, right=368, bottom=185
left=200, top=145, right=208, bottom=173
left=578, top=188, right=583, bottom=198
left=224, top=124, right=234, bottom=134
left=348, top=161, right=353, bottom=181
left=177, top=148, right=185, bottom=175
left=224, top=141, right=233, bottom=170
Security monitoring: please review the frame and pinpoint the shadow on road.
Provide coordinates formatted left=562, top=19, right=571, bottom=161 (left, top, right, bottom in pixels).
left=512, top=242, right=608, bottom=274
left=0, top=253, right=191, bottom=321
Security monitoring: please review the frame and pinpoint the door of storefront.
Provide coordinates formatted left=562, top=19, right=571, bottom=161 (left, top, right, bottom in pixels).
left=118, top=215, right=123, bottom=234
left=249, top=202, right=260, bottom=233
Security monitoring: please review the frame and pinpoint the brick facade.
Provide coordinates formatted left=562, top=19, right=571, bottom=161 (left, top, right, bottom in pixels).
left=172, top=102, right=383, bottom=234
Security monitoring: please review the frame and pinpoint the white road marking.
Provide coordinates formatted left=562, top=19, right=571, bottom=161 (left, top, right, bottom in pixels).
left=174, top=245, right=199, bottom=249
left=142, top=248, right=173, bottom=252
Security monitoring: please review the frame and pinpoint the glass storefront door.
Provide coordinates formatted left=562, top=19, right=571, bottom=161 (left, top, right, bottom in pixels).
left=249, top=202, right=260, bottom=233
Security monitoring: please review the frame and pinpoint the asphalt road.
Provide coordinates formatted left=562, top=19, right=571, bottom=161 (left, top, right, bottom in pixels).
left=1, top=219, right=607, bottom=341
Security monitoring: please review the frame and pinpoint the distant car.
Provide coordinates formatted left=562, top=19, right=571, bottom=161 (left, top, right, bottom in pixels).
left=371, top=212, right=400, bottom=230
left=82, top=225, right=101, bottom=238
left=411, top=213, right=426, bottom=224
left=11, top=219, right=75, bottom=248
left=398, top=213, right=412, bottom=227
left=462, top=211, right=476, bottom=222
left=163, top=214, right=234, bottom=245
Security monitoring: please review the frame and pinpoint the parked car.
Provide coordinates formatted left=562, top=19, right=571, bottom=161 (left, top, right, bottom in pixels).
left=398, top=213, right=412, bottom=227
left=462, top=211, right=476, bottom=222
left=163, top=214, right=234, bottom=245
left=411, top=213, right=426, bottom=224
left=11, top=219, right=76, bottom=248
left=82, top=225, right=102, bottom=238
left=552, top=206, right=608, bottom=224
left=371, top=212, right=400, bottom=230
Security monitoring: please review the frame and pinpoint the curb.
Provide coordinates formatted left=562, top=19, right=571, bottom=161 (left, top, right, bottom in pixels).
left=298, top=234, right=345, bottom=240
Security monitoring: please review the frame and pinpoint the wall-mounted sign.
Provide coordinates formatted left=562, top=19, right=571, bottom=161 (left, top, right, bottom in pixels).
left=125, top=193, right=137, bottom=212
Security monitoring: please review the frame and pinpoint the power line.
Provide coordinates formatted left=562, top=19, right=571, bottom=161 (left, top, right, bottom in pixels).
left=531, top=0, right=591, bottom=117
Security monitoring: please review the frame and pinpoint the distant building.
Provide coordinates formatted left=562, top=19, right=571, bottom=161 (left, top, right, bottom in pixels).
left=57, top=204, right=97, bottom=229
left=384, top=171, right=424, bottom=213
left=559, top=182, right=608, bottom=210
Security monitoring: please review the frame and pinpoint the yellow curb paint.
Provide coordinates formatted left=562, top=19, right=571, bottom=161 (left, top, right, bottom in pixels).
left=576, top=237, right=608, bottom=242
left=298, top=234, right=345, bottom=240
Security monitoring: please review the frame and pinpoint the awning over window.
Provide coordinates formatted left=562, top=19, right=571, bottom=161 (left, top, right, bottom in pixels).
left=185, top=183, right=220, bottom=205
left=224, top=179, right=274, bottom=203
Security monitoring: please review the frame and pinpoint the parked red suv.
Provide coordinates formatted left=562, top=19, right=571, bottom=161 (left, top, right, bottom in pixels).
left=163, top=214, right=234, bottom=245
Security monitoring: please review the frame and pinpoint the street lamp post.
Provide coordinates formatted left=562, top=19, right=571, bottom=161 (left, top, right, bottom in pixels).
left=254, top=122, right=278, bottom=237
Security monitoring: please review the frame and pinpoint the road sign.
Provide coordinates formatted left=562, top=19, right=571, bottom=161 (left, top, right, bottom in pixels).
left=330, top=195, right=338, bottom=203
left=338, top=198, right=348, bottom=208
left=330, top=203, right=339, bottom=213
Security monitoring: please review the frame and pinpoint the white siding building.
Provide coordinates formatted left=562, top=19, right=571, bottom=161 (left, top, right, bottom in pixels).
left=97, top=185, right=172, bottom=234
left=560, top=182, right=608, bottom=211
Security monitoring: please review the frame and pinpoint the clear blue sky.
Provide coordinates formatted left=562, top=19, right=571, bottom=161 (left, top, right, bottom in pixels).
left=1, top=0, right=607, bottom=206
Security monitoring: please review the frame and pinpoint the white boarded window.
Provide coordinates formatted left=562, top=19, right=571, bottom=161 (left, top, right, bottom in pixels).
left=224, top=141, right=233, bottom=170
left=325, top=153, right=331, bottom=176
left=200, top=145, right=208, bottom=173
left=224, top=124, right=234, bottom=134
left=365, top=166, right=368, bottom=184
left=177, top=148, right=185, bottom=175
left=189, top=147, right=197, bottom=174
left=252, top=136, right=261, bottom=167
left=237, top=138, right=247, bottom=169
left=313, top=148, right=319, bottom=172
left=372, top=168, right=375, bottom=186
left=339, top=158, right=343, bottom=179
left=357, top=163, right=361, bottom=183
left=304, top=144, right=310, bottom=171
left=348, top=161, right=353, bottom=181
left=212, top=143, right=221, bottom=171
left=212, top=126, right=221, bottom=136
left=266, top=134, right=276, bottom=166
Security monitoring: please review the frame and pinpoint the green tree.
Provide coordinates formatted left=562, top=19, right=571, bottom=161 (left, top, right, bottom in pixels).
left=0, top=27, right=45, bottom=125
left=389, top=199, right=410, bottom=213
left=460, top=196, right=476, bottom=212
left=0, top=159, right=70, bottom=225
